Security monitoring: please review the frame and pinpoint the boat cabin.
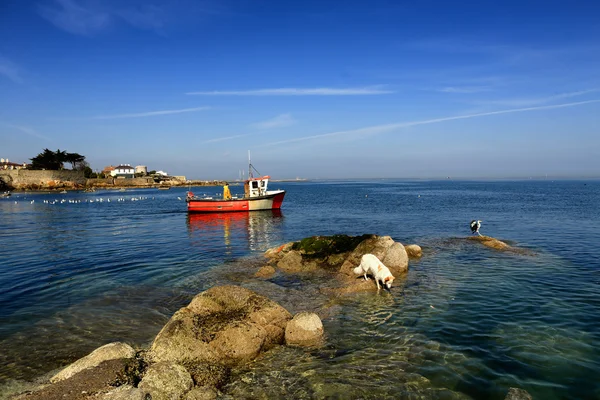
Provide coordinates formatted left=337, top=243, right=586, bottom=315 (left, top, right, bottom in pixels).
left=245, top=176, right=270, bottom=198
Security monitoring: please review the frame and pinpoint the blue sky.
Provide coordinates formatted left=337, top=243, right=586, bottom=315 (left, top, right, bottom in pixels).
left=1, top=0, right=599, bottom=179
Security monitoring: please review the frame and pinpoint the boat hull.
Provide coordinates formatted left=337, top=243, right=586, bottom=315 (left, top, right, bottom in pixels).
left=187, top=190, right=285, bottom=213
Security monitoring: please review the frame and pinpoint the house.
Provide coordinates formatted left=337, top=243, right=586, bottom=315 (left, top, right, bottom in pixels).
left=1, top=158, right=26, bottom=170
left=102, top=166, right=115, bottom=176
left=111, top=164, right=135, bottom=179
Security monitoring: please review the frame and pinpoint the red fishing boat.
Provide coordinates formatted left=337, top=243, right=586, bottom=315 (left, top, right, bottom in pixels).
left=186, top=156, right=286, bottom=213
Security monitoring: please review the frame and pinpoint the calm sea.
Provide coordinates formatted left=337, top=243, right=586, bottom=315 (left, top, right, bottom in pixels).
left=1, top=180, right=599, bottom=399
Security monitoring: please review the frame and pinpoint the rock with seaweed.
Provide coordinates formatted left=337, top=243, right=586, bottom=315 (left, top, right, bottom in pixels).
left=264, top=234, right=412, bottom=293
left=467, top=235, right=536, bottom=255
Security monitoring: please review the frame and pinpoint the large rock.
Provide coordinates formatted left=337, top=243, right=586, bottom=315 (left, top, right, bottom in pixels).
left=150, top=286, right=292, bottom=366
left=382, top=242, right=409, bottom=275
left=285, top=312, right=324, bottom=346
left=339, top=235, right=407, bottom=278
left=138, top=362, right=193, bottom=400
left=50, top=342, right=136, bottom=383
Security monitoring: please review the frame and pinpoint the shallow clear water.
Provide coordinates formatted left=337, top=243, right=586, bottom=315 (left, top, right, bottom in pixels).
left=1, top=181, right=599, bottom=399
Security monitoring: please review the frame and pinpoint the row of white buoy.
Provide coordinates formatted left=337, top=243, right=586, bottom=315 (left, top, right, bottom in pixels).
left=10, top=196, right=154, bottom=205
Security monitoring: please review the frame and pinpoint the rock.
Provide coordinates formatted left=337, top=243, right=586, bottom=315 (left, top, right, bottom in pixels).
left=505, top=387, right=533, bottom=400
left=339, top=235, right=402, bottom=278
left=276, top=250, right=304, bottom=272
left=255, top=265, right=275, bottom=278
left=185, top=386, right=219, bottom=400
left=285, top=312, right=324, bottom=346
left=382, top=242, right=409, bottom=275
left=405, top=244, right=422, bottom=258
left=184, top=362, right=230, bottom=389
left=17, top=359, right=131, bottom=400
left=50, top=342, right=136, bottom=383
left=469, top=235, right=511, bottom=250
left=100, top=384, right=146, bottom=400
left=138, top=362, right=193, bottom=400
left=209, top=323, right=267, bottom=365
left=150, top=286, right=292, bottom=366
left=264, top=242, right=293, bottom=259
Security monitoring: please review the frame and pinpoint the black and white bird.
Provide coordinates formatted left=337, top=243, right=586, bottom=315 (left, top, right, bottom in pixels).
left=470, top=220, right=482, bottom=236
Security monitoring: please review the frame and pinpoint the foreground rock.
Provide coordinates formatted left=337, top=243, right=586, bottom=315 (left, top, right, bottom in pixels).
left=150, top=285, right=292, bottom=366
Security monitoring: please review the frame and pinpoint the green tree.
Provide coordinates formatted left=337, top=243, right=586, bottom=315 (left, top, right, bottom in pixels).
left=29, top=149, right=86, bottom=170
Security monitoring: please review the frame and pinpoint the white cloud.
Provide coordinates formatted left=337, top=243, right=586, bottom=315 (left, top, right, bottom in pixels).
left=92, top=106, right=210, bottom=119
left=201, top=133, right=253, bottom=144
left=439, top=86, right=491, bottom=94
left=37, top=0, right=112, bottom=36
left=0, top=123, right=51, bottom=141
left=262, top=99, right=600, bottom=146
left=252, top=113, right=297, bottom=129
left=479, top=89, right=599, bottom=107
left=186, top=86, right=393, bottom=96
left=0, top=57, right=22, bottom=83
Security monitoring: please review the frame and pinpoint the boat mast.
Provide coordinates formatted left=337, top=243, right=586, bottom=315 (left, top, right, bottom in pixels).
left=247, top=150, right=261, bottom=179
left=248, top=150, right=252, bottom=179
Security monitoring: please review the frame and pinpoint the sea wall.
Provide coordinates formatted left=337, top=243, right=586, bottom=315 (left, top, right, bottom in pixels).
left=86, top=177, right=156, bottom=187
left=0, top=170, right=86, bottom=190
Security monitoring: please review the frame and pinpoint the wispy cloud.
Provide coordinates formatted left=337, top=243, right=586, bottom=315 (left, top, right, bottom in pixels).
left=252, top=113, right=297, bottom=129
left=91, top=106, right=211, bottom=120
left=186, top=86, right=393, bottom=96
left=438, top=86, right=492, bottom=94
left=1, top=123, right=52, bottom=141
left=479, top=89, right=599, bottom=107
left=201, top=133, right=253, bottom=144
left=263, top=99, right=600, bottom=147
left=36, top=0, right=181, bottom=35
left=0, top=56, right=22, bottom=83
left=37, top=0, right=112, bottom=36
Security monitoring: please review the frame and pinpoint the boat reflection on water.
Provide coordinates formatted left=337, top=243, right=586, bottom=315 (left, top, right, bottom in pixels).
left=186, top=209, right=284, bottom=252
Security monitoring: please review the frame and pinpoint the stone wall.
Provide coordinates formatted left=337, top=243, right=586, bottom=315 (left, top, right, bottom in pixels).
left=0, top=170, right=85, bottom=190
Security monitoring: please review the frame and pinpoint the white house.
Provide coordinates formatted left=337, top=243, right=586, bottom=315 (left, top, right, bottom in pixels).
left=111, top=164, right=135, bottom=178
left=155, top=170, right=168, bottom=177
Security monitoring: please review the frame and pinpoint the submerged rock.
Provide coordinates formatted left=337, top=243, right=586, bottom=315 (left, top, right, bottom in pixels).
left=505, top=387, right=533, bottom=400
left=467, top=236, right=535, bottom=255
left=254, top=265, right=275, bottom=278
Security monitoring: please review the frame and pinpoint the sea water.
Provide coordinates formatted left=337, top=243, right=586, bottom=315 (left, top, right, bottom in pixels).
left=0, top=180, right=599, bottom=399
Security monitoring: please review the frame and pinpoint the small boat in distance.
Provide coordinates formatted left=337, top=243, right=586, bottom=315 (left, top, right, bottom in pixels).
left=186, top=153, right=285, bottom=213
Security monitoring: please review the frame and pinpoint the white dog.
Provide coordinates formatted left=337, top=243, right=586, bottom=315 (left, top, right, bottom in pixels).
left=353, top=254, right=395, bottom=290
